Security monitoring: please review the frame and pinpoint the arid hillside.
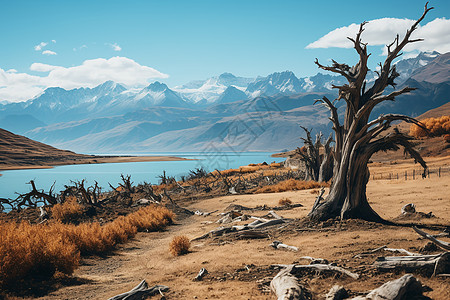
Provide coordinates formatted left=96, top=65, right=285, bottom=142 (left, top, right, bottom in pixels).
left=0, top=128, right=188, bottom=171
left=0, top=128, right=94, bottom=169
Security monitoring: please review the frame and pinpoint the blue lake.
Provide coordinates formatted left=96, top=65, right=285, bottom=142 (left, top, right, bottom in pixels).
left=0, top=152, right=284, bottom=200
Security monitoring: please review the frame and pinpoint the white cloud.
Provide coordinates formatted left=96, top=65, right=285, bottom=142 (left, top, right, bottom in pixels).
left=52, top=40, right=56, bottom=43
left=108, top=43, right=122, bottom=51
left=42, top=50, right=57, bottom=55
left=34, top=42, right=48, bottom=51
left=0, top=57, right=169, bottom=102
left=306, top=17, right=450, bottom=55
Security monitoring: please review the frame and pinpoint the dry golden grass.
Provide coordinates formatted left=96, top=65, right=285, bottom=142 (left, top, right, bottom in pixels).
left=0, top=221, right=79, bottom=288
left=278, top=197, right=292, bottom=206
left=410, top=116, right=450, bottom=137
left=169, top=235, right=190, bottom=256
left=51, top=196, right=83, bottom=223
left=255, top=179, right=328, bottom=193
left=0, top=204, right=174, bottom=289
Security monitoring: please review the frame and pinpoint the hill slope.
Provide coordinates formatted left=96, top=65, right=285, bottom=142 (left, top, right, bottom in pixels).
left=0, top=128, right=93, bottom=168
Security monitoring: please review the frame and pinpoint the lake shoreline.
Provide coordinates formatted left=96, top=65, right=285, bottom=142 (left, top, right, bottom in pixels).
left=0, top=155, right=193, bottom=173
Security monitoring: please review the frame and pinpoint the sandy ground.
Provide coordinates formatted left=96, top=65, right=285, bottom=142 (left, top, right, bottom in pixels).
left=34, top=158, right=450, bottom=300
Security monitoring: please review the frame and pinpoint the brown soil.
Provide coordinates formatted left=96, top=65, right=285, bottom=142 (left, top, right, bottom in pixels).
left=14, top=156, right=447, bottom=300
left=0, top=128, right=189, bottom=172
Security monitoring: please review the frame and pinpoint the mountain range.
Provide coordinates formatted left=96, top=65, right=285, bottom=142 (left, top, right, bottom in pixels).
left=0, top=51, right=448, bottom=153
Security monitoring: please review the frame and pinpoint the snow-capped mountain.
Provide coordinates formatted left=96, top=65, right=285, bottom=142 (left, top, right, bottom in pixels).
left=246, top=71, right=303, bottom=97
left=174, top=72, right=254, bottom=104
left=0, top=51, right=445, bottom=146
left=132, top=82, right=188, bottom=107
left=394, top=51, right=440, bottom=83
left=216, top=86, right=248, bottom=104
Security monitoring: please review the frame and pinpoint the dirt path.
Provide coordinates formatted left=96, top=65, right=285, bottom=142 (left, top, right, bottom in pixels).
left=39, top=174, right=450, bottom=300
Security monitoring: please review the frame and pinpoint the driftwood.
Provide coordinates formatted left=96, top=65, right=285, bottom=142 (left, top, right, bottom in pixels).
left=299, top=256, right=329, bottom=264
left=192, top=212, right=288, bottom=241
left=193, top=268, right=208, bottom=281
left=374, top=252, right=450, bottom=277
left=351, top=274, right=423, bottom=300
left=270, top=265, right=306, bottom=300
left=108, top=280, right=169, bottom=300
left=270, top=241, right=299, bottom=252
left=325, top=285, right=348, bottom=300
left=272, top=264, right=359, bottom=280
left=413, top=226, right=450, bottom=251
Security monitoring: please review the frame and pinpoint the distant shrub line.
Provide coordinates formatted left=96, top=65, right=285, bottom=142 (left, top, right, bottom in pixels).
left=409, top=116, right=450, bottom=138
left=0, top=204, right=174, bottom=290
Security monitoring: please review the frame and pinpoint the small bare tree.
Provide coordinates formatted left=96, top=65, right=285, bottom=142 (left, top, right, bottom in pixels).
left=308, top=3, right=432, bottom=222
left=296, top=126, right=333, bottom=182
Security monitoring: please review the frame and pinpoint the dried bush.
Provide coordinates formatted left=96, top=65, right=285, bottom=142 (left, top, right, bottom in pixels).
left=409, top=116, right=450, bottom=137
left=255, top=179, right=328, bottom=193
left=169, top=235, right=190, bottom=256
left=0, top=204, right=174, bottom=289
left=51, top=196, right=83, bottom=223
left=0, top=221, right=79, bottom=289
left=278, top=198, right=292, bottom=206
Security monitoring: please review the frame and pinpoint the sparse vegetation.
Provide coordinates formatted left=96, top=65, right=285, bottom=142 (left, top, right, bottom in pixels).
left=409, top=116, right=450, bottom=137
left=255, top=179, right=328, bottom=193
left=0, top=204, right=174, bottom=290
left=169, top=235, right=190, bottom=256
left=278, top=197, right=292, bottom=206
left=51, top=196, right=83, bottom=223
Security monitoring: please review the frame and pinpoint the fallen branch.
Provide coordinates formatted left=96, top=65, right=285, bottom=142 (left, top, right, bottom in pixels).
left=108, top=280, right=169, bottom=300
left=413, top=226, right=450, bottom=251
left=193, top=268, right=208, bottom=281
left=270, top=241, right=298, bottom=252
left=272, top=264, right=359, bottom=280
left=374, top=252, right=450, bottom=277
left=270, top=265, right=306, bottom=300
left=351, top=274, right=423, bottom=300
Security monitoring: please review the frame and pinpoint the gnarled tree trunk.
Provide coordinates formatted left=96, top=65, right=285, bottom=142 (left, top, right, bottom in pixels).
left=308, top=3, right=432, bottom=222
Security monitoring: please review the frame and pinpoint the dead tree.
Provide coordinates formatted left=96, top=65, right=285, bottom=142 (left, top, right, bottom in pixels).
left=295, top=127, right=334, bottom=182
left=13, top=180, right=57, bottom=209
left=308, top=3, right=432, bottom=222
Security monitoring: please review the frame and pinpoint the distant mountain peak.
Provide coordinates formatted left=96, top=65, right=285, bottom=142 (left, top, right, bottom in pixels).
left=146, top=81, right=168, bottom=92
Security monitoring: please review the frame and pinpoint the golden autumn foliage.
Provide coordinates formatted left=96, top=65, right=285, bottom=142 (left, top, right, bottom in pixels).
left=169, top=235, right=190, bottom=256
left=0, top=204, right=174, bottom=289
left=409, top=116, right=450, bottom=137
left=255, top=179, right=328, bottom=193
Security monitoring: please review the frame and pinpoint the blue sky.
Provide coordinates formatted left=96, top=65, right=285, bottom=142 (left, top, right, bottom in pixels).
left=1, top=0, right=449, bottom=102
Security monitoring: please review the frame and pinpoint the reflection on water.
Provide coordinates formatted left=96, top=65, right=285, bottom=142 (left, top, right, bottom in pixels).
left=0, top=152, right=284, bottom=200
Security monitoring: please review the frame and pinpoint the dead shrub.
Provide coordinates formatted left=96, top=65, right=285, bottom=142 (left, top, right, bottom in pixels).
left=169, top=236, right=190, bottom=256
left=0, top=204, right=174, bottom=289
left=409, top=116, right=450, bottom=137
left=0, top=221, right=79, bottom=289
left=255, top=179, right=328, bottom=193
left=51, top=196, right=83, bottom=223
left=278, top=198, right=292, bottom=206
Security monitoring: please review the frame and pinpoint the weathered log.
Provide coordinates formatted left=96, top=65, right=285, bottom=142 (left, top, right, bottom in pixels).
left=272, top=264, right=359, bottom=280
left=270, top=241, right=298, bottom=252
left=270, top=265, right=306, bottom=300
left=351, top=274, right=423, bottom=300
left=374, top=252, right=450, bottom=277
left=413, top=226, right=450, bottom=251
left=193, top=268, right=208, bottom=281
left=355, top=245, right=420, bottom=258
left=325, top=285, right=348, bottom=300
left=108, top=280, right=169, bottom=300
left=299, top=256, right=329, bottom=264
